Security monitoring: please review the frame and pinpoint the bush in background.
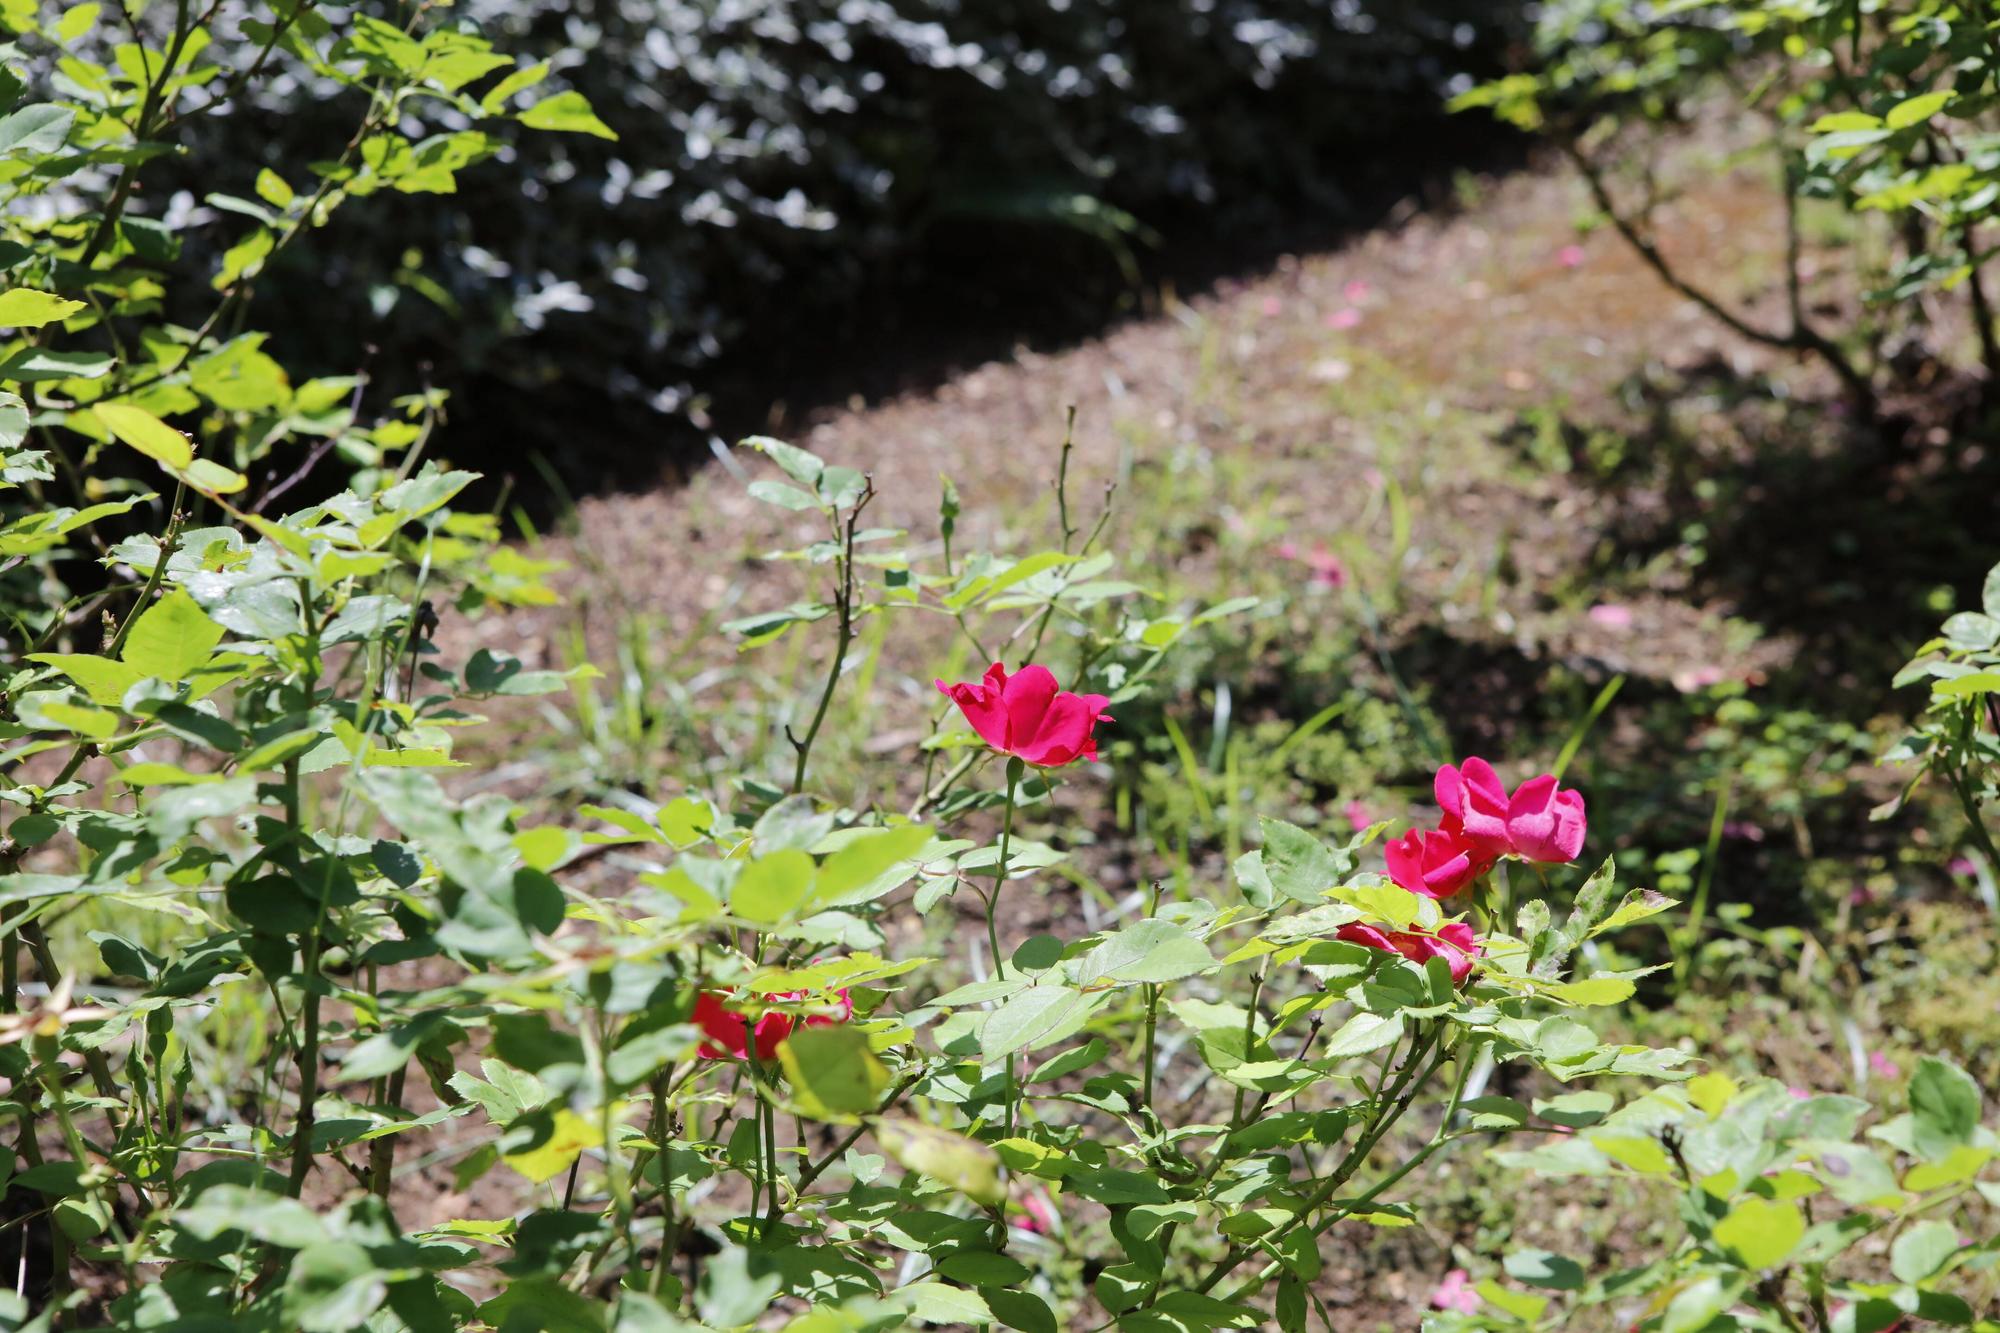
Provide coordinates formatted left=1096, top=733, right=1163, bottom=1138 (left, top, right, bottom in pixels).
left=155, top=0, right=1529, bottom=480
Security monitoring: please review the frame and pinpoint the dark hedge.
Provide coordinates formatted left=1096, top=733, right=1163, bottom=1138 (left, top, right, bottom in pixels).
left=167, top=1, right=1530, bottom=482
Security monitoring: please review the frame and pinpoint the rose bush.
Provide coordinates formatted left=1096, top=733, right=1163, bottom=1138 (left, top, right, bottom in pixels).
left=0, top=394, right=1725, bottom=1329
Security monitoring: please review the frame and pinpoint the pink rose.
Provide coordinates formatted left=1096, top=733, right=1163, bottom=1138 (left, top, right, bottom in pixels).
left=1385, top=826, right=1489, bottom=900
left=1505, top=773, right=1587, bottom=864
left=1430, top=1268, right=1480, bottom=1314
left=1337, top=921, right=1482, bottom=985
left=936, top=663, right=1113, bottom=768
left=1435, top=757, right=1512, bottom=854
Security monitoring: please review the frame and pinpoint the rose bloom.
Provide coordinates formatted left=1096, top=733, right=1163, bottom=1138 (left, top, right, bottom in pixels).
left=936, top=662, right=1112, bottom=767
left=694, top=988, right=851, bottom=1061
left=1384, top=825, right=1489, bottom=899
left=1435, top=757, right=1512, bottom=855
left=1506, top=773, right=1587, bottom=864
left=1337, top=921, right=1481, bottom=985
left=1435, top=757, right=1587, bottom=865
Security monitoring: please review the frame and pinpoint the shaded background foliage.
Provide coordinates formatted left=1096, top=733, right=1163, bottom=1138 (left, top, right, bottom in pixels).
left=161, top=0, right=1530, bottom=486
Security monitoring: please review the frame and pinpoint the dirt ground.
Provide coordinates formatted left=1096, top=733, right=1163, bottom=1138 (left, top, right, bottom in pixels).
left=471, top=133, right=1852, bottom=710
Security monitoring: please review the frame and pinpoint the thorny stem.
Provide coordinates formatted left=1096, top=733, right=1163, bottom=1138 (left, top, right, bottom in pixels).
left=789, top=477, right=873, bottom=793
left=1194, top=1025, right=1448, bottom=1297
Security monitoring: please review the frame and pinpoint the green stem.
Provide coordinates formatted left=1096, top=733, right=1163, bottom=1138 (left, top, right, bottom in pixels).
left=1139, top=984, right=1160, bottom=1112
left=1192, top=1026, right=1445, bottom=1297
left=283, top=758, right=321, bottom=1200
left=987, top=759, right=1023, bottom=978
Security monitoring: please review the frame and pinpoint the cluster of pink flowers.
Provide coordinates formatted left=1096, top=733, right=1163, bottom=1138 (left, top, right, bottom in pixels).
left=1335, top=757, right=1588, bottom=984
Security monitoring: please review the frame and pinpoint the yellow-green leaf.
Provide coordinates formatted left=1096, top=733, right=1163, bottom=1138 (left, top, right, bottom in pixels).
left=777, top=1024, right=889, bottom=1120
left=518, top=91, right=617, bottom=140
left=1885, top=90, right=1951, bottom=130
left=120, top=589, right=224, bottom=681
left=503, top=1108, right=602, bottom=1183
left=96, top=403, right=193, bottom=470
left=875, top=1116, right=1003, bottom=1207
left=0, top=288, right=85, bottom=329
left=1713, top=1197, right=1804, bottom=1270
left=182, top=458, right=247, bottom=495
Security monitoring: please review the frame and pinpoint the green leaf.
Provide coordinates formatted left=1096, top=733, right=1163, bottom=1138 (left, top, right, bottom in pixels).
left=183, top=458, right=248, bottom=495
left=0, top=104, right=74, bottom=157
left=1885, top=90, right=1952, bottom=130
left=1255, top=817, right=1342, bottom=903
left=503, top=1108, right=602, bottom=1184
left=1903, top=1144, right=1993, bottom=1192
left=1544, top=974, right=1636, bottom=1006
left=898, top=1282, right=993, bottom=1327
left=56, top=3, right=99, bottom=42
left=983, top=985, right=1079, bottom=1058
left=1889, top=1218, right=1959, bottom=1284
left=730, top=849, right=816, bottom=925
left=1534, top=1090, right=1614, bottom=1128
left=1475, top=1281, right=1548, bottom=1323
left=0, top=348, right=112, bottom=382
left=480, top=60, right=550, bottom=113
left=96, top=402, right=193, bottom=470
left=174, top=1186, right=328, bottom=1248
left=875, top=1117, right=1003, bottom=1206
left=812, top=825, right=932, bottom=905
left=283, top=1240, right=387, bottom=1331
left=25, top=653, right=143, bottom=706
left=254, top=168, right=295, bottom=208
left=519, top=90, right=617, bottom=140
left=777, top=1024, right=889, bottom=1118
left=936, top=1251, right=1031, bottom=1287
left=1661, top=1275, right=1735, bottom=1333
left=0, top=289, right=84, bottom=329
left=121, top=589, right=224, bottom=681
left=1713, top=1197, right=1804, bottom=1270
left=190, top=336, right=289, bottom=411
left=1909, top=1055, right=1981, bottom=1160
left=37, top=699, right=116, bottom=738
left=1318, top=1010, right=1402, bottom=1059
left=741, top=435, right=823, bottom=485
left=1068, top=919, right=1213, bottom=987
left=1942, top=612, right=2000, bottom=651
left=1503, top=1249, right=1584, bottom=1291
left=1591, top=888, right=1678, bottom=937
left=0, top=392, right=28, bottom=453
left=982, top=1287, right=1057, bottom=1333
left=1462, top=1095, right=1529, bottom=1130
